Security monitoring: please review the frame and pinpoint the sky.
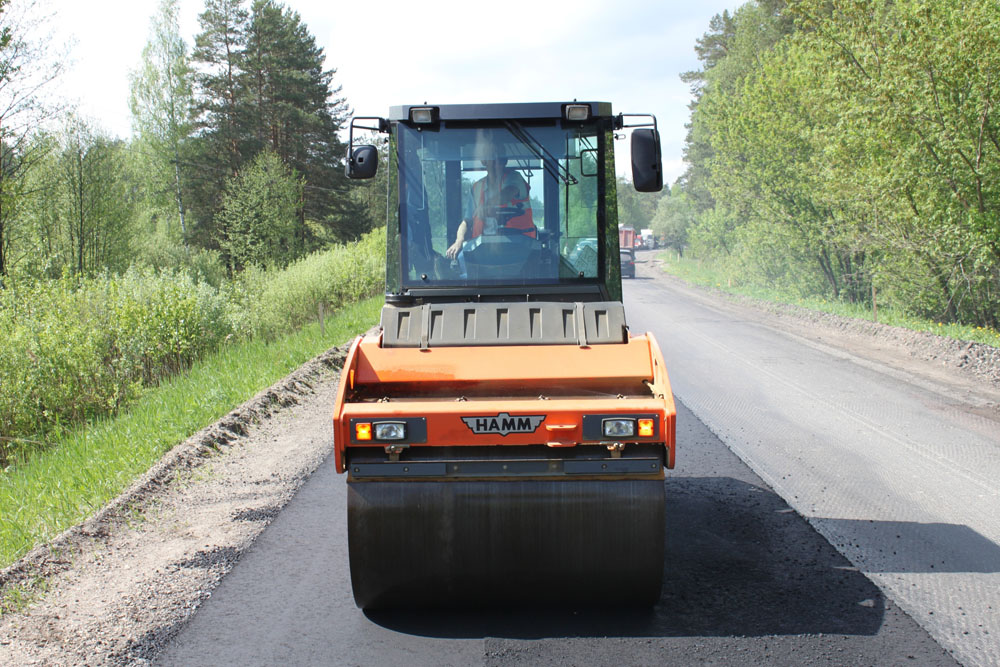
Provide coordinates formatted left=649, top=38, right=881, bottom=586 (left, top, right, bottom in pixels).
left=39, top=0, right=740, bottom=184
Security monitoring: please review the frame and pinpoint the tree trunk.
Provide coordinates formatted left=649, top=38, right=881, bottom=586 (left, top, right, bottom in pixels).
left=173, top=147, right=188, bottom=246
left=77, top=150, right=85, bottom=274
left=0, top=189, right=6, bottom=277
left=817, top=248, right=840, bottom=299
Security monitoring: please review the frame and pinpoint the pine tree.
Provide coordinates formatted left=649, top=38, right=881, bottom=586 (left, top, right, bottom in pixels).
left=189, top=0, right=370, bottom=264
left=188, top=0, right=249, bottom=248
left=215, top=149, right=302, bottom=270
left=241, top=1, right=365, bottom=244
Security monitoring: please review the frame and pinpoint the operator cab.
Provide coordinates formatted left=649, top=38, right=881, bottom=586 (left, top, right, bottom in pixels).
left=347, top=102, right=662, bottom=306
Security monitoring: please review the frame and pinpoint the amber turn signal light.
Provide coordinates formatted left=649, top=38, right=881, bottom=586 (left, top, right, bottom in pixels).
left=355, top=422, right=372, bottom=440
left=637, top=418, right=654, bottom=437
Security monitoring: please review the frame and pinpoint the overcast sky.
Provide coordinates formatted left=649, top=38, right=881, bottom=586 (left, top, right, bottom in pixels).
left=41, top=0, right=740, bottom=183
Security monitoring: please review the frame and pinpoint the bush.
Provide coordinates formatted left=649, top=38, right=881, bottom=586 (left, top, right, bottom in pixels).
left=0, top=228, right=386, bottom=461
left=244, top=227, right=385, bottom=339
left=0, top=271, right=229, bottom=451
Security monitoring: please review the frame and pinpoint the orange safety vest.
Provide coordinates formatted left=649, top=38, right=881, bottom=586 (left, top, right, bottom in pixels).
left=470, top=170, right=536, bottom=239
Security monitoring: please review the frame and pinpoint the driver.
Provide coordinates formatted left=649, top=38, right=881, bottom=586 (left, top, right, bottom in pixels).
left=446, top=153, right=535, bottom=260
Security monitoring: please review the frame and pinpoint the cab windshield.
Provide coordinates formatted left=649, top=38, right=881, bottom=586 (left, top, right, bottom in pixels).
left=398, top=121, right=603, bottom=287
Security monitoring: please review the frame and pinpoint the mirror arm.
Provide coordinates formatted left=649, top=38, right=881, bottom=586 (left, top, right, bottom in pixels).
left=348, top=116, right=389, bottom=150
left=615, top=113, right=658, bottom=132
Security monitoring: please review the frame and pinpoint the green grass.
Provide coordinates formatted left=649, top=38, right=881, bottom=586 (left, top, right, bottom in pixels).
left=0, top=296, right=382, bottom=571
left=0, top=575, right=48, bottom=615
left=657, top=253, right=1000, bottom=349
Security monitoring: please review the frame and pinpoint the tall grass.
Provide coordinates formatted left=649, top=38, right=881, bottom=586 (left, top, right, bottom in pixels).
left=0, top=296, right=382, bottom=569
left=657, top=253, right=1000, bottom=348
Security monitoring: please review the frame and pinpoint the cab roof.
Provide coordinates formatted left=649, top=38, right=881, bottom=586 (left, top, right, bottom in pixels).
left=388, top=101, right=614, bottom=122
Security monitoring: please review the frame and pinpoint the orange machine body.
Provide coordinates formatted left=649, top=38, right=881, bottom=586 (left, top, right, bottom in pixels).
left=332, top=332, right=676, bottom=473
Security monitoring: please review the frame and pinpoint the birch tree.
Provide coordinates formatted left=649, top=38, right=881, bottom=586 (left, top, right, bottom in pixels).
left=129, top=0, right=194, bottom=244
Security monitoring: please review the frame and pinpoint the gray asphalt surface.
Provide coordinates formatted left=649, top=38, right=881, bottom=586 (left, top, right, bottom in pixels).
left=154, top=269, right=979, bottom=666
left=625, top=268, right=1000, bottom=667
left=156, top=402, right=955, bottom=666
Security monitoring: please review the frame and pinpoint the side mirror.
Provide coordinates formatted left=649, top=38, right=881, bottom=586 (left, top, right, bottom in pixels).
left=346, top=145, right=379, bottom=179
left=631, top=129, right=663, bottom=192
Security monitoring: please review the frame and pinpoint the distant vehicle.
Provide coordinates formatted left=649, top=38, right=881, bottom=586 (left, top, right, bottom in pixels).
left=619, top=226, right=636, bottom=250
left=641, top=229, right=657, bottom=249
left=621, top=249, right=635, bottom=278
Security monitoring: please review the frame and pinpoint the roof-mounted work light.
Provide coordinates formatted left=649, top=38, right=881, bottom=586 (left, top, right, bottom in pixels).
left=409, top=107, right=438, bottom=124
left=564, top=104, right=591, bottom=121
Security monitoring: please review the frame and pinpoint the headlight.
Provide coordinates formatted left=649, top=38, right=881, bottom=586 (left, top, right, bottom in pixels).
left=374, top=422, right=406, bottom=440
left=602, top=418, right=635, bottom=438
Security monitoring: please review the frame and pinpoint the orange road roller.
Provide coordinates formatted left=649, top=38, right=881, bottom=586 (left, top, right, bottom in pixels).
left=333, top=102, right=675, bottom=608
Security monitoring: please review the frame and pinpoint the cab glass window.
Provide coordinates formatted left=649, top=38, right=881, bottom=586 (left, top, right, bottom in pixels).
left=397, top=121, right=602, bottom=287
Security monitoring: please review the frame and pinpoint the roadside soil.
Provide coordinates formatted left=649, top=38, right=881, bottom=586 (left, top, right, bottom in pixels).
left=1, top=263, right=998, bottom=666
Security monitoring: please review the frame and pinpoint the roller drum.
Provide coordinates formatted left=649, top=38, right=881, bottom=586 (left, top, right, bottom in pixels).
left=348, top=478, right=665, bottom=609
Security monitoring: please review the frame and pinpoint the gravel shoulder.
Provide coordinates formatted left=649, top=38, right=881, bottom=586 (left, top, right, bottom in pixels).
left=1, top=263, right=998, bottom=665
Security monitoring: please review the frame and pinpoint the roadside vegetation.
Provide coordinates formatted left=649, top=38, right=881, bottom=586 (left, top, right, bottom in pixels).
left=620, top=1, right=1000, bottom=347
left=0, top=0, right=389, bottom=571
left=657, top=253, right=1000, bottom=349
left=0, top=294, right=381, bottom=571
left=0, top=0, right=389, bottom=461
left=0, top=229, right=384, bottom=463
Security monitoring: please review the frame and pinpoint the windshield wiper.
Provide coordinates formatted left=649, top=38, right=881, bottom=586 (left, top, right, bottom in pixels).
left=503, top=121, right=578, bottom=186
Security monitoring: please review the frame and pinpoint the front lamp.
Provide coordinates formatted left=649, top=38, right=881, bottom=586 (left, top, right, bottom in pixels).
left=602, top=418, right=635, bottom=438
left=374, top=422, right=406, bottom=440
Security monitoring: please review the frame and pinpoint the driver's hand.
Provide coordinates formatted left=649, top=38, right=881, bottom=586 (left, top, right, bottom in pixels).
left=446, top=241, right=462, bottom=259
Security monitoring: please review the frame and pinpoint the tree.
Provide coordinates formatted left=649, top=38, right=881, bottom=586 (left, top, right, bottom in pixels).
left=651, top=185, right=694, bottom=254
left=239, top=0, right=363, bottom=242
left=678, top=0, right=1000, bottom=326
left=59, top=118, right=135, bottom=274
left=129, top=0, right=194, bottom=244
left=679, top=2, right=794, bottom=218
left=791, top=0, right=1000, bottom=324
left=615, top=176, right=659, bottom=230
left=188, top=0, right=249, bottom=246
left=215, top=149, right=302, bottom=270
left=678, top=10, right=735, bottom=215
left=189, top=0, right=369, bottom=252
left=0, top=0, right=65, bottom=277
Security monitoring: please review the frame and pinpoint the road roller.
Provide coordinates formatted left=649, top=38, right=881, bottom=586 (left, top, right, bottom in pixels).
left=332, top=101, right=676, bottom=609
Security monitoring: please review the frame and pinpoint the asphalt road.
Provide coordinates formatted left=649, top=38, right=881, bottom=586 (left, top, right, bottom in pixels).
left=155, top=266, right=997, bottom=666
left=624, top=263, right=1000, bottom=667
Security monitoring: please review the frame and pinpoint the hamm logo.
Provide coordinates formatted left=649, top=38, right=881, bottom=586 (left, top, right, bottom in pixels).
left=462, top=413, right=546, bottom=436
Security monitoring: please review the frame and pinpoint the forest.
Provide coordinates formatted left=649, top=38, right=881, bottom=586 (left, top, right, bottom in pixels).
left=651, top=0, right=1000, bottom=331
left=0, top=0, right=384, bottom=453
left=0, top=0, right=382, bottom=281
